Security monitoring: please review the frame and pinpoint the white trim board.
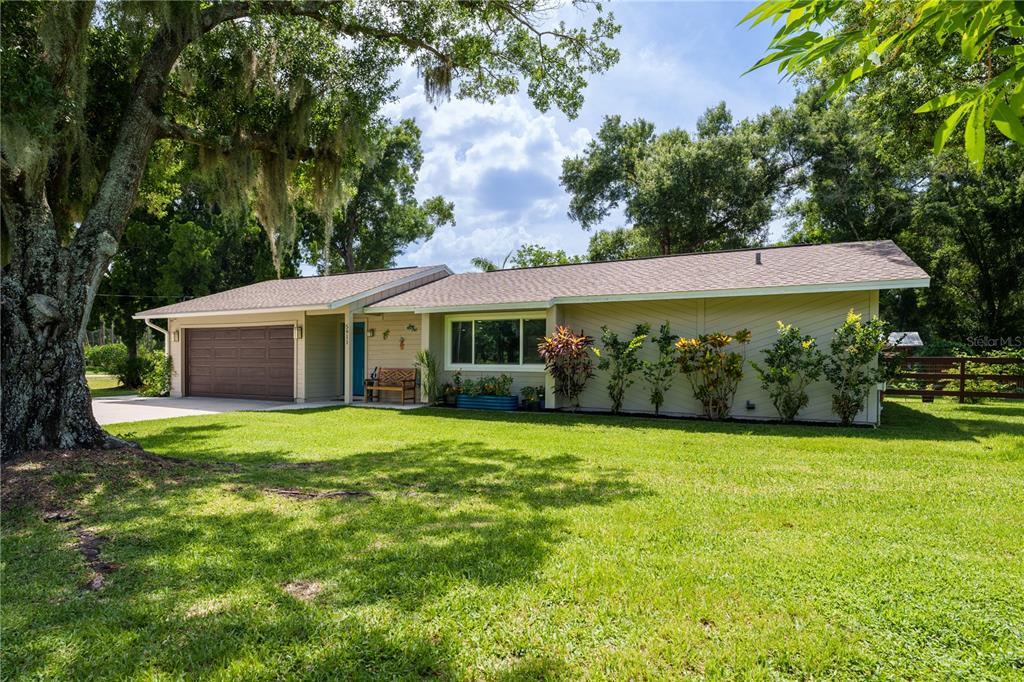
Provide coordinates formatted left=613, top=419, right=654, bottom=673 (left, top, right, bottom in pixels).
left=135, top=304, right=323, bottom=320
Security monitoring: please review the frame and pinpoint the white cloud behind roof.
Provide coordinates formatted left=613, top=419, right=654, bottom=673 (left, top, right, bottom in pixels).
left=378, top=2, right=799, bottom=273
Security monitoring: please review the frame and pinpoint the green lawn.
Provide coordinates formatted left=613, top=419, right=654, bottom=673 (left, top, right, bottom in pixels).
left=86, top=372, right=135, bottom=398
left=3, top=399, right=1022, bottom=680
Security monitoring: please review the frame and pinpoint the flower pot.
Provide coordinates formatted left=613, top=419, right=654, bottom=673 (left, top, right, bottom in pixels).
left=456, top=394, right=519, bottom=411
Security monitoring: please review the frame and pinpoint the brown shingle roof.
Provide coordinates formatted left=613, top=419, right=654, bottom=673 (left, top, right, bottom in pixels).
left=135, top=266, right=448, bottom=318
left=367, top=241, right=928, bottom=312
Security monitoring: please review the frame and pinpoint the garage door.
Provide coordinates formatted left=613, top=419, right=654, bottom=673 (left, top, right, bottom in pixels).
left=185, top=326, right=294, bottom=400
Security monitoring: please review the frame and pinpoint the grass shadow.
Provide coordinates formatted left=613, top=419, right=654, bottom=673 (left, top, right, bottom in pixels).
left=2, top=439, right=646, bottom=678
left=402, top=400, right=1022, bottom=444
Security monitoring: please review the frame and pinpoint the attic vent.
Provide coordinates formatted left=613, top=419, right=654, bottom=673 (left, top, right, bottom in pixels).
left=755, top=252, right=762, bottom=265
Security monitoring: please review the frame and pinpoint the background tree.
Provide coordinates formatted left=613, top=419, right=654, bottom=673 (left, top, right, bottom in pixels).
left=470, top=253, right=512, bottom=273
left=750, top=4, right=1024, bottom=344
left=93, top=187, right=283, bottom=386
left=585, top=227, right=653, bottom=262
left=1, top=0, right=620, bottom=458
left=509, top=243, right=583, bottom=268
left=471, top=243, right=582, bottom=271
left=298, top=119, right=454, bottom=273
left=561, top=104, right=786, bottom=256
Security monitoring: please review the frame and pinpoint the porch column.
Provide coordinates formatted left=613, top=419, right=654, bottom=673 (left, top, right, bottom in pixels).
left=420, top=312, right=431, bottom=403
left=544, top=305, right=558, bottom=410
left=343, top=308, right=354, bottom=404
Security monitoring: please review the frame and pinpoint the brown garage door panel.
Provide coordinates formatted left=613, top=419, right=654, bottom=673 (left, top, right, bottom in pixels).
left=185, top=326, right=294, bottom=400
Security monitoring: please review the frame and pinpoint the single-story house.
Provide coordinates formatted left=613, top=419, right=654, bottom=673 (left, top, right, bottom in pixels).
left=134, top=239, right=929, bottom=425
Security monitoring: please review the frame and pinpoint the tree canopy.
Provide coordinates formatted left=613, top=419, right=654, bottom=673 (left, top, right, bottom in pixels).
left=742, top=0, right=1024, bottom=170
left=1, top=0, right=621, bottom=457
left=94, top=188, right=285, bottom=385
left=297, top=119, right=454, bottom=274
left=561, top=104, right=787, bottom=256
left=472, top=243, right=583, bottom=271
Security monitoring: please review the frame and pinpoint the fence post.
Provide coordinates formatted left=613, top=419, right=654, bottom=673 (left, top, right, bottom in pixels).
left=958, top=358, right=966, bottom=404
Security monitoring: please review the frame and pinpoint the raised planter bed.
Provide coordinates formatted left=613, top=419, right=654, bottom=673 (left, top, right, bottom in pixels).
left=456, top=394, right=519, bottom=411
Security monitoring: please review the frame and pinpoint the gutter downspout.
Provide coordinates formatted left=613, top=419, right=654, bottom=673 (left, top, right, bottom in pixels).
left=144, top=319, right=170, bottom=355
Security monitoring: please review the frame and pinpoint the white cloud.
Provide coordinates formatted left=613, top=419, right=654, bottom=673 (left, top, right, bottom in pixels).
left=383, top=2, right=798, bottom=272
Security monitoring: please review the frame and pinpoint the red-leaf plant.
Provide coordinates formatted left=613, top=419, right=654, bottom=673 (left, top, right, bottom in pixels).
left=537, top=326, right=595, bottom=411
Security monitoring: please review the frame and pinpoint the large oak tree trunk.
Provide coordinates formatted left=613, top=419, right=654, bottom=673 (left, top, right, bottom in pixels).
left=1, top=11, right=219, bottom=460
left=1, top=194, right=113, bottom=455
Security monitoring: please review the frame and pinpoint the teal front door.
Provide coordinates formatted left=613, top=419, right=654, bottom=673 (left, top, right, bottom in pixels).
left=352, top=322, right=366, bottom=396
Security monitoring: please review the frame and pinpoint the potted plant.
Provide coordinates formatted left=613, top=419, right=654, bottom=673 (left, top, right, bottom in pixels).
left=456, top=374, right=518, bottom=410
left=520, top=385, right=544, bottom=411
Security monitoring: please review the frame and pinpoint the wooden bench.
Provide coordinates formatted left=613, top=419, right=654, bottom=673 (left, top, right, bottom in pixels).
left=364, top=367, right=417, bottom=404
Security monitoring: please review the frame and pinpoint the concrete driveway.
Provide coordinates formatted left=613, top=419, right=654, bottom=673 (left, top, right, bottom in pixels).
left=92, top=396, right=343, bottom=425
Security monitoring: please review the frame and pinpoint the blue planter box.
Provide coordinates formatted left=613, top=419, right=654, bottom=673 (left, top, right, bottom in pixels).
left=456, top=394, right=519, bottom=411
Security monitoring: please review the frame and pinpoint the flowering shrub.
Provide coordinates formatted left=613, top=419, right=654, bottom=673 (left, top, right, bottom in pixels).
left=676, top=329, right=751, bottom=419
left=824, top=311, right=889, bottom=425
left=641, top=322, right=678, bottom=416
left=460, top=374, right=514, bottom=397
left=593, top=324, right=649, bottom=413
left=751, top=322, right=825, bottom=422
left=537, top=326, right=594, bottom=410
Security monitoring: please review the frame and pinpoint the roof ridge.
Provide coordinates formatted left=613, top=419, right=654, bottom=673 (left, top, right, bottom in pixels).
left=452, top=240, right=894, bottom=275
left=273, top=264, right=441, bottom=282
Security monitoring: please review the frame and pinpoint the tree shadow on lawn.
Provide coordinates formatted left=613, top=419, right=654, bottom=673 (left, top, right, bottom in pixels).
left=3, top=440, right=643, bottom=679
left=405, top=400, right=1023, bottom=444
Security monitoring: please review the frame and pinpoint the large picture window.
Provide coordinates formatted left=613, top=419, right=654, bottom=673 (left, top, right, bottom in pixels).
left=446, top=314, right=547, bottom=370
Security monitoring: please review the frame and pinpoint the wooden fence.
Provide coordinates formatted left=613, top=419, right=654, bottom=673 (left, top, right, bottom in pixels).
left=884, top=356, right=1024, bottom=402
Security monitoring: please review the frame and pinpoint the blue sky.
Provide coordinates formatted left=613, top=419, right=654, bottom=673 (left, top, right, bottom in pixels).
left=384, top=1, right=800, bottom=273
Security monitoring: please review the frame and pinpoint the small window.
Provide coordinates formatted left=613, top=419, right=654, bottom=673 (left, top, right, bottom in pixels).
left=451, top=321, right=472, bottom=364
left=474, top=319, right=520, bottom=365
left=522, top=318, right=546, bottom=365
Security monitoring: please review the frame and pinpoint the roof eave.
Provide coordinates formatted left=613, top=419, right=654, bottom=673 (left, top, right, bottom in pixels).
left=133, top=303, right=328, bottom=320
left=133, top=265, right=453, bottom=320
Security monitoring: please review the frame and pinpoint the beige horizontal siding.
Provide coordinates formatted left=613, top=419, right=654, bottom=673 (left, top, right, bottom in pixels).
left=359, top=312, right=422, bottom=374
left=560, top=292, right=878, bottom=424
left=704, top=291, right=874, bottom=423
left=561, top=299, right=700, bottom=415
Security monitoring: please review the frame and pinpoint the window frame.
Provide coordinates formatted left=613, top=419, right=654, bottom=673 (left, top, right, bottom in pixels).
left=444, top=311, right=547, bottom=372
